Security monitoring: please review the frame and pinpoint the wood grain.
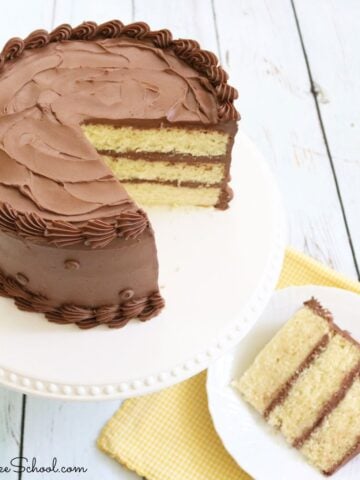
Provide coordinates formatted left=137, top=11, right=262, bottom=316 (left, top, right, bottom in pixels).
left=52, top=0, right=133, bottom=26
left=293, top=0, right=360, bottom=275
left=0, top=0, right=54, bottom=45
left=214, top=0, right=358, bottom=277
left=0, top=388, right=22, bottom=479
left=21, top=398, right=139, bottom=480
left=132, top=0, right=218, bottom=53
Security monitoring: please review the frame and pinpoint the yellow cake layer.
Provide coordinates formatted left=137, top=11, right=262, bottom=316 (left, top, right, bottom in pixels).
left=121, top=182, right=220, bottom=207
left=268, top=334, right=360, bottom=443
left=82, top=124, right=228, bottom=156
left=102, top=155, right=225, bottom=185
left=234, top=306, right=331, bottom=414
left=301, top=376, right=360, bottom=474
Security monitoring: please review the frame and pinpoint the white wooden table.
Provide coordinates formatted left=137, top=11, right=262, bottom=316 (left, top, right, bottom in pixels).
left=0, top=0, right=359, bottom=478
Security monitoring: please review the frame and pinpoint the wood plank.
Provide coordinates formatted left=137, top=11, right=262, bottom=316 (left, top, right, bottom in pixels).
left=21, top=398, right=139, bottom=479
left=293, top=0, right=360, bottom=274
left=0, top=388, right=23, bottom=479
left=213, top=0, right=358, bottom=278
left=132, top=0, right=218, bottom=54
left=0, top=0, right=54, bottom=45
left=52, top=0, right=134, bottom=26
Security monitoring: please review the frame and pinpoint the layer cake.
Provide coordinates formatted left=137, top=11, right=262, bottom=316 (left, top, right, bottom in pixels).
left=0, top=21, right=239, bottom=328
left=234, top=298, right=360, bottom=475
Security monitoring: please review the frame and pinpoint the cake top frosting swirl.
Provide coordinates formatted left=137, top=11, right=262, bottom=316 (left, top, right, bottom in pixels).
left=0, top=20, right=239, bottom=247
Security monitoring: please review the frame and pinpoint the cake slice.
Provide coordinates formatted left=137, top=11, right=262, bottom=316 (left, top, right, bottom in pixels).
left=82, top=123, right=236, bottom=209
left=233, top=298, right=360, bottom=475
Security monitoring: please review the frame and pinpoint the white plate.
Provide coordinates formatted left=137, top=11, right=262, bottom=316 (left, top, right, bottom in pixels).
left=0, top=131, right=285, bottom=400
left=207, top=286, right=360, bottom=480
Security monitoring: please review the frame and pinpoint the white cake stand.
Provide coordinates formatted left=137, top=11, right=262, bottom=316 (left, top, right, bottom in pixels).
left=0, top=131, right=286, bottom=400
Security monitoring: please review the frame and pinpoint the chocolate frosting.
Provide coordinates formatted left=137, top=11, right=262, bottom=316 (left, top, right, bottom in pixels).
left=0, top=20, right=239, bottom=247
left=0, top=265, right=164, bottom=329
left=0, top=202, right=149, bottom=248
left=304, top=298, right=333, bottom=321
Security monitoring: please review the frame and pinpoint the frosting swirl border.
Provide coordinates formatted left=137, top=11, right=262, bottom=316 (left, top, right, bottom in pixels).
left=0, top=267, right=164, bottom=329
left=0, top=203, right=149, bottom=248
left=0, top=20, right=239, bottom=121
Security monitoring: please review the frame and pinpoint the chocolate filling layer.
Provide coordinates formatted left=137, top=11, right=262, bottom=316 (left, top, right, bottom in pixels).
left=294, top=363, right=360, bottom=448
left=121, top=179, right=222, bottom=188
left=263, top=334, right=330, bottom=419
left=98, top=149, right=226, bottom=164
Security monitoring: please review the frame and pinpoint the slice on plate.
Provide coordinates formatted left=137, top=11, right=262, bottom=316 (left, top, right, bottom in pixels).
left=233, top=298, right=360, bottom=476
left=0, top=20, right=239, bottom=329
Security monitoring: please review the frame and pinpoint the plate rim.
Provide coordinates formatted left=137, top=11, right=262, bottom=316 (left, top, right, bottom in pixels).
left=206, top=285, right=360, bottom=480
left=0, top=132, right=287, bottom=401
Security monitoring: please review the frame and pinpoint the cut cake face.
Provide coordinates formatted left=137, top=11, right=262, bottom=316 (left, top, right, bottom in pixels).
left=234, top=298, right=360, bottom=476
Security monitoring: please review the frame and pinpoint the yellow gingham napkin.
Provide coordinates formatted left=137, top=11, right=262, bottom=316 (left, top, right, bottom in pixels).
left=98, top=247, right=360, bottom=480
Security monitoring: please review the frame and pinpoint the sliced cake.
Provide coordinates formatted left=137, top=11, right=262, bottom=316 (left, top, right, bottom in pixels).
left=0, top=20, right=239, bottom=328
left=83, top=122, right=236, bottom=209
left=234, top=298, right=360, bottom=475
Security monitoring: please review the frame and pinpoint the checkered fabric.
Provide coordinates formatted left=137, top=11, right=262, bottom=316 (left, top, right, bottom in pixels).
left=98, top=247, right=360, bottom=480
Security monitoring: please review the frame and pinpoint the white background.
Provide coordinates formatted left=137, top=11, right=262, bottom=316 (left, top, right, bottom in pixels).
left=0, top=0, right=359, bottom=478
